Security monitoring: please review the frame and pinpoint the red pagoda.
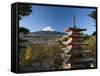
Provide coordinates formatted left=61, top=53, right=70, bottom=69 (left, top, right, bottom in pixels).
left=61, top=15, right=96, bottom=69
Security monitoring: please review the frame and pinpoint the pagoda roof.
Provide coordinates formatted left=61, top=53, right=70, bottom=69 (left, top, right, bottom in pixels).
left=70, top=50, right=91, bottom=53
left=69, top=43, right=88, bottom=45
left=61, top=48, right=91, bottom=54
left=68, top=26, right=87, bottom=31
left=67, top=57, right=96, bottom=64
left=69, top=35, right=87, bottom=38
left=67, top=15, right=87, bottom=31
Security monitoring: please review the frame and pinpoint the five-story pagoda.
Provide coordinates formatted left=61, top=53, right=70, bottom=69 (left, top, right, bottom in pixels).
left=61, top=15, right=96, bottom=69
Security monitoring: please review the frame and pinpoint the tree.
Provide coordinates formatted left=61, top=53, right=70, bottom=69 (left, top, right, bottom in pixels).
left=88, top=11, right=96, bottom=22
left=88, top=10, right=97, bottom=36
left=92, top=31, right=96, bottom=36
left=82, top=36, right=96, bottom=58
left=19, top=27, right=30, bottom=34
left=19, top=4, right=32, bottom=20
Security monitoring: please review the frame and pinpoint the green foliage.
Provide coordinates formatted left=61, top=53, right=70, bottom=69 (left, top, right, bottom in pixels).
left=82, top=36, right=96, bottom=58
left=92, top=31, right=96, bottom=36
left=62, top=37, right=68, bottom=41
left=31, top=44, right=63, bottom=67
left=19, top=38, right=28, bottom=42
left=19, top=43, right=63, bottom=69
left=88, top=11, right=96, bottom=22
left=19, top=27, right=30, bottom=34
left=83, top=34, right=89, bottom=40
left=19, top=4, right=32, bottom=20
left=58, top=40, right=63, bottom=45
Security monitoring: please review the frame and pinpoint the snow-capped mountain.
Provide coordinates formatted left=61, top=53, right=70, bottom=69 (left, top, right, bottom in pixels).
left=26, top=26, right=66, bottom=37
left=42, top=26, right=54, bottom=31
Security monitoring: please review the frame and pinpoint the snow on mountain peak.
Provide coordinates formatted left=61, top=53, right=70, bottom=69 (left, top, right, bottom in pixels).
left=42, top=26, right=54, bottom=31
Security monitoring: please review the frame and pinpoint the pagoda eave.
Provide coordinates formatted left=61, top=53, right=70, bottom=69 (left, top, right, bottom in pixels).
left=67, top=58, right=96, bottom=64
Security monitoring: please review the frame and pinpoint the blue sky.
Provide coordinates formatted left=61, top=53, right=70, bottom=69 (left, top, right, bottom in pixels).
left=19, top=5, right=96, bottom=35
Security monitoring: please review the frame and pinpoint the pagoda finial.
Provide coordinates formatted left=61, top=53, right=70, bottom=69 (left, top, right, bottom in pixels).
left=73, top=14, right=76, bottom=27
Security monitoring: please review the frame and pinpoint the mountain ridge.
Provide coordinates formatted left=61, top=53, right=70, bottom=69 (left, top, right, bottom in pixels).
left=27, top=30, right=66, bottom=36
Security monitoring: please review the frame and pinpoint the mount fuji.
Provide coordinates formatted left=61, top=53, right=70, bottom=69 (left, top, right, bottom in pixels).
left=42, top=26, right=54, bottom=31
left=27, top=26, right=66, bottom=37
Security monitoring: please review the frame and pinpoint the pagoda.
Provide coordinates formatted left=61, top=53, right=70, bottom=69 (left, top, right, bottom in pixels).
left=61, top=15, right=96, bottom=69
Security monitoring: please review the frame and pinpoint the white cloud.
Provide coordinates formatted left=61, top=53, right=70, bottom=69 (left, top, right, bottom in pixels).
left=42, top=26, right=54, bottom=31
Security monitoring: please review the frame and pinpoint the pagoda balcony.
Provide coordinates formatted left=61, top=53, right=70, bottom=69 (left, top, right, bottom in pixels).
left=68, top=57, right=96, bottom=64
left=70, top=50, right=91, bottom=54
left=72, top=38, right=84, bottom=42
left=69, top=35, right=87, bottom=38
left=71, top=33, right=83, bottom=36
left=71, top=46, right=82, bottom=49
left=72, top=40, right=83, bottom=43
left=69, top=43, right=88, bottom=45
